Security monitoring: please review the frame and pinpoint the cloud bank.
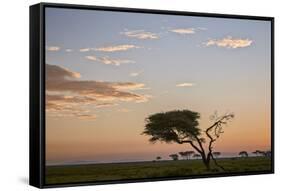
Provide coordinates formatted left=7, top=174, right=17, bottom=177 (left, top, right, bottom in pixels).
left=46, top=64, right=150, bottom=120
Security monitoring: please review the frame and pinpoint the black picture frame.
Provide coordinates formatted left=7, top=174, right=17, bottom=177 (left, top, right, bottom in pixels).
left=30, top=2, right=274, bottom=189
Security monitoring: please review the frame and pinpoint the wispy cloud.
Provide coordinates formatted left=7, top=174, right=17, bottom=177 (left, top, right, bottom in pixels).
left=130, top=72, right=139, bottom=77
left=112, top=83, right=146, bottom=91
left=98, top=57, right=135, bottom=66
left=47, top=109, right=97, bottom=121
left=129, top=71, right=143, bottom=77
left=94, top=44, right=139, bottom=52
left=176, top=83, right=195, bottom=87
left=46, top=46, right=60, bottom=51
left=95, top=103, right=118, bottom=108
left=46, top=64, right=150, bottom=120
left=76, top=114, right=97, bottom=120
left=79, top=48, right=91, bottom=52
left=122, top=30, right=159, bottom=40
left=170, top=28, right=196, bottom=34
left=117, top=108, right=131, bottom=113
left=85, top=55, right=98, bottom=61
left=86, top=55, right=135, bottom=66
left=205, top=36, right=253, bottom=49
left=197, top=27, right=207, bottom=31
left=46, top=94, right=98, bottom=120
left=65, top=49, right=73, bottom=52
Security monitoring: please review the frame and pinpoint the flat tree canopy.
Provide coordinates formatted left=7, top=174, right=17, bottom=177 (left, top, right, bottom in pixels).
left=143, top=110, right=201, bottom=144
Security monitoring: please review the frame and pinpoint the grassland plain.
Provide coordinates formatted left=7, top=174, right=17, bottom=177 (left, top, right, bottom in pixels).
left=46, top=157, right=271, bottom=185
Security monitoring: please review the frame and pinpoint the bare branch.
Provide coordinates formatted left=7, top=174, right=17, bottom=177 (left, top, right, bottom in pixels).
left=205, top=113, right=234, bottom=168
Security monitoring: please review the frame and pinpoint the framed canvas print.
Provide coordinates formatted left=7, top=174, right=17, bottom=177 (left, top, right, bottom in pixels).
left=29, top=3, right=274, bottom=188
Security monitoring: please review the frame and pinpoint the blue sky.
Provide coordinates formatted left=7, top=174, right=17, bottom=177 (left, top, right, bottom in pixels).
left=45, top=7, right=270, bottom=94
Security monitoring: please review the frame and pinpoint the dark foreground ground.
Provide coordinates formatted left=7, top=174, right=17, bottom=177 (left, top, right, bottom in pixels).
left=46, top=157, right=271, bottom=185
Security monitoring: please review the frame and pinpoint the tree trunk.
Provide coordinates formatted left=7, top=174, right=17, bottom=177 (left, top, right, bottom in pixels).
left=204, top=161, right=210, bottom=170
left=201, top=153, right=210, bottom=170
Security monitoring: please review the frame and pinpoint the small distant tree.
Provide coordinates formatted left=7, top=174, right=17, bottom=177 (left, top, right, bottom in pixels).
left=252, top=150, right=263, bottom=156
left=213, top=152, right=221, bottom=158
left=257, top=150, right=271, bottom=157
left=156, top=156, right=162, bottom=161
left=252, top=150, right=258, bottom=156
left=264, top=151, right=271, bottom=157
left=239, top=151, right=248, bottom=157
left=186, top=151, right=195, bottom=159
left=169, top=154, right=179, bottom=161
left=179, top=151, right=195, bottom=160
left=179, top=152, right=187, bottom=160
left=193, top=153, right=201, bottom=159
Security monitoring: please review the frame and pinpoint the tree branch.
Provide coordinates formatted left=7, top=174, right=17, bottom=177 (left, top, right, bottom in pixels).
left=206, top=114, right=234, bottom=133
left=178, top=140, right=203, bottom=155
left=194, top=136, right=206, bottom=158
left=206, top=124, right=216, bottom=162
left=205, top=113, right=234, bottom=164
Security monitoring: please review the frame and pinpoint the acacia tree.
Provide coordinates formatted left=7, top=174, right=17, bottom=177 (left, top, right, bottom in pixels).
left=264, top=151, right=271, bottom=157
left=193, top=153, right=201, bottom=159
left=213, top=152, right=221, bottom=158
left=253, top=150, right=271, bottom=157
left=169, top=154, right=179, bottom=161
left=142, top=110, right=234, bottom=170
left=252, top=150, right=259, bottom=156
left=252, top=150, right=263, bottom=156
left=156, top=156, right=162, bottom=161
left=179, top=152, right=188, bottom=160
left=179, top=151, right=195, bottom=160
left=239, top=151, right=248, bottom=157
left=186, top=151, right=195, bottom=160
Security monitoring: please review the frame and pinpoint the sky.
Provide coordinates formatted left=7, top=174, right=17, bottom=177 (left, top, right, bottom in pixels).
left=45, top=7, right=271, bottom=165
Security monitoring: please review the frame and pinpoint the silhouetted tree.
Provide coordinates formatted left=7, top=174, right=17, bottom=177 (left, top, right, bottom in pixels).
left=264, top=150, right=271, bottom=157
left=256, top=150, right=271, bottom=157
left=186, top=151, right=195, bottom=159
left=252, top=150, right=263, bottom=156
left=156, top=156, right=162, bottom=161
left=179, top=151, right=195, bottom=160
left=252, top=150, right=258, bottom=156
left=193, top=153, right=201, bottom=159
left=169, top=154, right=179, bottom=161
left=239, top=151, right=248, bottom=157
left=142, top=110, right=234, bottom=170
left=213, top=152, right=221, bottom=158
left=179, top=152, right=188, bottom=160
